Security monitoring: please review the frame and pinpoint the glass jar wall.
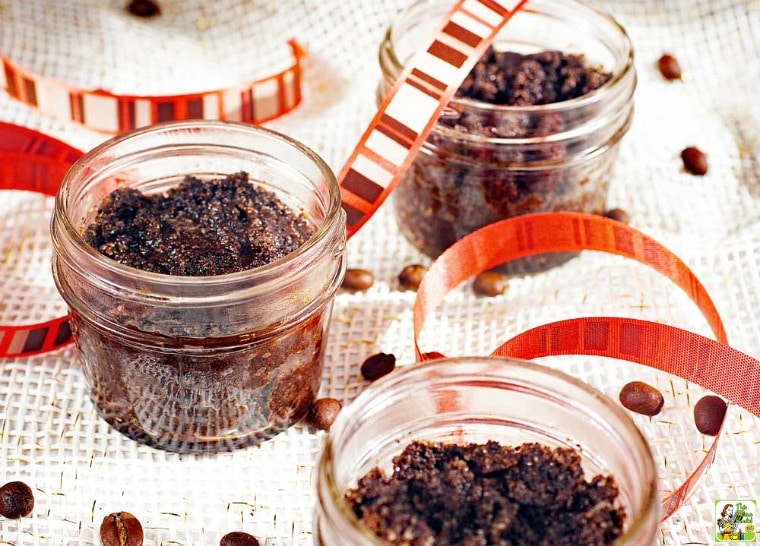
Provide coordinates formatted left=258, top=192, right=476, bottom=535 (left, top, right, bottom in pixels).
left=378, top=0, right=636, bottom=274
left=51, top=120, right=346, bottom=453
left=315, top=357, right=659, bottom=545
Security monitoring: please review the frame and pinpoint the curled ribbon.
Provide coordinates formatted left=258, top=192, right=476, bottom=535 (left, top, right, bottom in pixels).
left=0, top=122, right=82, bottom=357
left=410, top=212, right=760, bottom=519
left=339, top=0, right=530, bottom=237
left=1, top=40, right=303, bottom=134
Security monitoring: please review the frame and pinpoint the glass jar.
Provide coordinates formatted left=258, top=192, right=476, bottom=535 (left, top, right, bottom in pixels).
left=51, top=120, right=346, bottom=453
left=315, top=357, right=659, bottom=545
left=378, top=0, right=636, bottom=275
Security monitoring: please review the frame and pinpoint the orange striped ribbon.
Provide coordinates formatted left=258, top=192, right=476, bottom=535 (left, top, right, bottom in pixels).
left=0, top=122, right=83, bottom=357
left=1, top=41, right=303, bottom=134
left=412, top=211, right=760, bottom=519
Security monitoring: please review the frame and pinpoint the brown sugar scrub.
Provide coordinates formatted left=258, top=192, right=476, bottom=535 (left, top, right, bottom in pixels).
left=345, top=440, right=626, bottom=545
left=84, top=172, right=314, bottom=276
left=73, top=172, right=326, bottom=452
left=315, top=357, right=659, bottom=544
left=456, top=48, right=611, bottom=107
left=378, top=0, right=636, bottom=275
left=392, top=48, right=617, bottom=275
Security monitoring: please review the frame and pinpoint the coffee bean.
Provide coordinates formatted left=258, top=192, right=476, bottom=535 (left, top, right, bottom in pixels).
left=693, top=395, right=727, bottom=436
left=681, top=146, right=708, bottom=176
left=126, top=0, right=161, bottom=17
left=657, top=54, right=682, bottom=80
left=220, top=531, right=260, bottom=546
left=398, top=264, right=427, bottom=291
left=0, top=481, right=34, bottom=519
left=360, top=352, right=396, bottom=381
left=472, top=271, right=509, bottom=297
left=618, top=381, right=664, bottom=416
left=100, top=512, right=144, bottom=546
left=342, top=268, right=375, bottom=291
left=307, top=397, right=342, bottom=431
left=603, top=208, right=631, bottom=224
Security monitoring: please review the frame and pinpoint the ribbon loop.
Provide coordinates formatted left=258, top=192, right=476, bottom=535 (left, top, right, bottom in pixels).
left=0, top=122, right=82, bottom=357
left=414, top=212, right=728, bottom=360
left=411, top=210, right=760, bottom=520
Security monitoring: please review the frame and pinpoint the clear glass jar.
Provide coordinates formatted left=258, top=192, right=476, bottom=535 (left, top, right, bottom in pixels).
left=315, top=357, right=659, bottom=545
left=378, top=0, right=636, bottom=275
left=51, top=120, right=346, bottom=453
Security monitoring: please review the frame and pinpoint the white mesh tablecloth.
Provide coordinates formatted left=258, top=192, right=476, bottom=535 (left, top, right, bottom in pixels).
left=1, top=1, right=758, bottom=544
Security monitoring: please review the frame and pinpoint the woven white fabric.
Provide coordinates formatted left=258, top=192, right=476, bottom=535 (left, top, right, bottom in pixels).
left=1, top=0, right=758, bottom=544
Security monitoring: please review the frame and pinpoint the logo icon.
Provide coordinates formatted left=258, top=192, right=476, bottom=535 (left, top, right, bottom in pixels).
left=716, top=500, right=756, bottom=542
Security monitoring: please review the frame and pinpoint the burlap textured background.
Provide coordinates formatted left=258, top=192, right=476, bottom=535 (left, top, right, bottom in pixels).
left=1, top=1, right=758, bottom=544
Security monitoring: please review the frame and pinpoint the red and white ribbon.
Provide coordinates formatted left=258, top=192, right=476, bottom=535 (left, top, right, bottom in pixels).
left=1, top=40, right=303, bottom=134
left=0, top=122, right=82, bottom=357
left=339, top=0, right=529, bottom=237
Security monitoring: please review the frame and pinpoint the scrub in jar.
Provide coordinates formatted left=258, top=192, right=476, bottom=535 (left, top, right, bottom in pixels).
left=52, top=121, right=345, bottom=454
left=314, top=358, right=659, bottom=546
left=77, top=172, right=320, bottom=451
left=379, top=0, right=636, bottom=275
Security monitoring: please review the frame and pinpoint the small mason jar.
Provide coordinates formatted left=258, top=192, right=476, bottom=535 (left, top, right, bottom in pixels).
left=315, top=357, right=660, bottom=545
left=51, top=120, right=346, bottom=453
left=378, top=0, right=636, bottom=275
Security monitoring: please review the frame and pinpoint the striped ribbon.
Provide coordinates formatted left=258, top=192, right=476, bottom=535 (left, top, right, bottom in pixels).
left=411, top=212, right=760, bottom=519
left=0, top=122, right=82, bottom=357
left=339, top=0, right=529, bottom=237
left=1, top=40, right=303, bottom=134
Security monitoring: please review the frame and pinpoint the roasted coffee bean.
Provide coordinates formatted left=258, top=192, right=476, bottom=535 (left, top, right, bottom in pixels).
left=619, top=381, right=664, bottom=416
left=126, top=0, right=161, bottom=17
left=100, top=512, right=144, bottom=546
left=398, top=264, right=427, bottom=291
left=681, top=146, right=708, bottom=176
left=220, top=531, right=260, bottom=546
left=472, top=271, right=509, bottom=296
left=361, top=352, right=396, bottom=381
left=604, top=208, right=631, bottom=224
left=693, top=395, right=727, bottom=436
left=657, top=54, right=682, bottom=80
left=307, top=397, right=342, bottom=431
left=0, top=481, right=34, bottom=519
left=342, top=268, right=375, bottom=291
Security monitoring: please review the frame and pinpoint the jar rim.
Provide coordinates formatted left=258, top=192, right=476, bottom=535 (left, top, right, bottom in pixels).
left=381, top=0, right=635, bottom=114
left=319, top=356, right=660, bottom=544
left=54, top=119, right=343, bottom=287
